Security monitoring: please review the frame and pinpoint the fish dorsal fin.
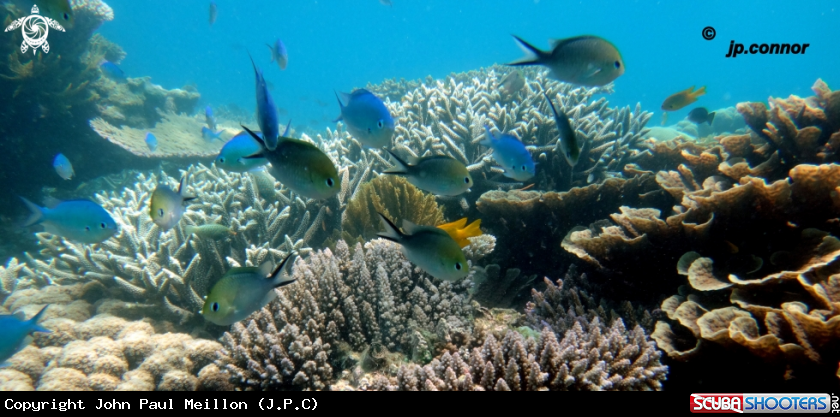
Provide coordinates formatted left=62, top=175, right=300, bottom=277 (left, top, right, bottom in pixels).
left=42, top=196, right=62, bottom=209
left=401, top=219, right=422, bottom=235
left=349, top=89, right=372, bottom=100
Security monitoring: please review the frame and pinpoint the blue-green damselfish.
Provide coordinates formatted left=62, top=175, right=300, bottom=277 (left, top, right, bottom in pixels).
left=21, top=198, right=117, bottom=244
left=383, top=150, right=472, bottom=196
left=240, top=124, right=340, bottom=200
left=201, top=253, right=297, bottom=326
left=1, top=306, right=50, bottom=368
left=377, top=212, right=468, bottom=282
left=150, top=178, right=197, bottom=232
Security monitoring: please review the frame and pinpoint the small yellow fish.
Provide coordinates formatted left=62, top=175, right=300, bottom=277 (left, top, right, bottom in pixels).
left=662, top=86, right=706, bottom=111
left=437, top=218, right=482, bottom=248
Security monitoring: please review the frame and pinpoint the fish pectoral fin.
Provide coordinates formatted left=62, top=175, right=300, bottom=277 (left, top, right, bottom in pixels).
left=242, top=152, right=265, bottom=160
left=582, top=63, right=602, bottom=79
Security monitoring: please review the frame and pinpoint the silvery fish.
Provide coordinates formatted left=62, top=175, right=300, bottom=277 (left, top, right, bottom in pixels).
left=249, top=53, right=280, bottom=151
left=201, top=126, right=224, bottom=142
left=267, top=38, right=288, bottom=70
left=21, top=198, right=117, bottom=244
left=377, top=213, right=468, bottom=282
left=145, top=132, right=158, bottom=152
left=544, top=93, right=580, bottom=167
left=0, top=306, right=50, bottom=368
left=201, top=253, right=296, bottom=326
left=52, top=153, right=73, bottom=180
left=149, top=178, right=197, bottom=231
left=384, top=150, right=472, bottom=196
left=481, top=125, right=535, bottom=181
left=498, top=70, right=525, bottom=96
left=241, top=124, right=340, bottom=200
left=185, top=224, right=235, bottom=240
left=205, top=105, right=217, bottom=131
left=508, top=35, right=624, bottom=87
left=334, top=89, right=394, bottom=148
left=99, top=60, right=127, bottom=83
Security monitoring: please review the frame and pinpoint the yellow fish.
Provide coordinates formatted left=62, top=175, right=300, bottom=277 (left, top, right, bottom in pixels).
left=436, top=218, right=482, bottom=248
left=661, top=86, right=706, bottom=111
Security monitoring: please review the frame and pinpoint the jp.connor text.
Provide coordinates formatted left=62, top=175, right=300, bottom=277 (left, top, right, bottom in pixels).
left=726, top=40, right=810, bottom=58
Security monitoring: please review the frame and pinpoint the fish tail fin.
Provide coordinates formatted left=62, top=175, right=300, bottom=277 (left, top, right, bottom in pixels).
left=177, top=177, right=197, bottom=202
left=480, top=125, right=495, bottom=147
left=508, top=35, right=548, bottom=66
left=29, top=305, right=50, bottom=333
left=20, top=197, right=45, bottom=227
left=332, top=91, right=344, bottom=122
left=694, top=86, right=707, bottom=98
left=281, top=119, right=292, bottom=137
left=463, top=219, right=482, bottom=238
left=241, top=124, right=267, bottom=149
left=707, top=111, right=716, bottom=125
left=376, top=212, right=403, bottom=243
left=269, top=252, right=297, bottom=288
left=383, top=150, right=409, bottom=175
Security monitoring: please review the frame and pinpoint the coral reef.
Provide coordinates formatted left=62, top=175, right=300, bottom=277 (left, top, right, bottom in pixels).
left=6, top=163, right=325, bottom=325
left=216, top=239, right=483, bottom=390
left=90, top=111, right=228, bottom=158
left=340, top=175, right=445, bottom=242
left=92, top=77, right=201, bottom=129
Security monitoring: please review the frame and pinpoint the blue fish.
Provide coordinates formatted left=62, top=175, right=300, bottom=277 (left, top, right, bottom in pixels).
left=52, top=153, right=74, bottom=180
left=334, top=89, right=394, bottom=148
left=201, top=126, right=224, bottom=142
left=481, top=125, right=536, bottom=181
left=216, top=120, right=290, bottom=173
left=21, top=198, right=118, bottom=244
left=248, top=52, right=280, bottom=151
left=0, top=306, right=50, bottom=368
left=99, top=60, right=126, bottom=83
left=205, top=105, right=217, bottom=131
left=145, top=132, right=158, bottom=152
left=266, top=38, right=288, bottom=70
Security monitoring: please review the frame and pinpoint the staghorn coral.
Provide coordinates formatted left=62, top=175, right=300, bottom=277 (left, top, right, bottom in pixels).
left=9, top=163, right=323, bottom=324
left=341, top=175, right=445, bottom=242
left=216, top=238, right=479, bottom=390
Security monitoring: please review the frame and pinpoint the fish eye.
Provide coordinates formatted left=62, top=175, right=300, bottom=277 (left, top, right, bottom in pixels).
left=85, top=226, right=90, bottom=231
left=100, top=222, right=106, bottom=229
left=158, top=208, right=164, bottom=217
left=218, top=157, right=225, bottom=164
left=614, top=61, right=621, bottom=68
left=455, top=262, right=462, bottom=271
left=211, top=302, right=219, bottom=312
left=521, top=165, right=526, bottom=171
left=63, top=13, right=69, bottom=20
left=464, top=177, right=470, bottom=184
left=377, top=120, right=383, bottom=128
left=326, top=178, right=335, bottom=187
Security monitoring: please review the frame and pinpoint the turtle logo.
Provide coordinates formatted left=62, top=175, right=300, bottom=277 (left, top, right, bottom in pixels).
left=4, top=4, right=65, bottom=54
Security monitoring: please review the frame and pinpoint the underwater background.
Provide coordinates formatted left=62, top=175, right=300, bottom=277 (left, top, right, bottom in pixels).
left=1, top=0, right=839, bottom=391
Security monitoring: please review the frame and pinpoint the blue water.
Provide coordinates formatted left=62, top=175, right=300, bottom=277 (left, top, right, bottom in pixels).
left=98, top=0, right=840, bottom=129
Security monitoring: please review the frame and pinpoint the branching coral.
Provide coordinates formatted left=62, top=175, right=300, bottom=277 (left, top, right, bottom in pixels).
left=216, top=239, right=481, bottom=390
left=9, top=163, right=323, bottom=324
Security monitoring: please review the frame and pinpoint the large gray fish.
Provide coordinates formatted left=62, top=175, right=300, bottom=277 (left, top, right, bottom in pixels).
left=384, top=150, right=472, bottom=196
left=201, top=253, right=296, bottom=326
left=248, top=53, right=280, bottom=150
left=508, top=35, right=624, bottom=87
left=544, top=93, right=580, bottom=167
left=241, top=125, right=340, bottom=200
left=150, top=178, right=197, bottom=231
left=377, top=213, right=468, bottom=282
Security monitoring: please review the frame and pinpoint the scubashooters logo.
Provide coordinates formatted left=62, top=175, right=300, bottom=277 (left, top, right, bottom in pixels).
left=4, top=4, right=66, bottom=54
